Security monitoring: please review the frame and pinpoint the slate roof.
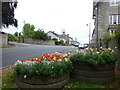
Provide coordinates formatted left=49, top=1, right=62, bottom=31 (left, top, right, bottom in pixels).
left=47, top=31, right=59, bottom=37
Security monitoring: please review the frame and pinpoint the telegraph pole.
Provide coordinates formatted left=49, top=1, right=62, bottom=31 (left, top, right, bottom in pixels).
left=96, top=4, right=99, bottom=50
left=89, top=23, right=91, bottom=46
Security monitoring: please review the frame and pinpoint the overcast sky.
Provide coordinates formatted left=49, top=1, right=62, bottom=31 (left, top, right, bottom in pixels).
left=2, top=0, right=94, bottom=44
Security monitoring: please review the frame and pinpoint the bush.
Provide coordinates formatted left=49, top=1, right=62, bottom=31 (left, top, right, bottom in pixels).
left=8, top=34, right=18, bottom=41
left=115, top=30, right=120, bottom=50
left=32, top=30, right=49, bottom=41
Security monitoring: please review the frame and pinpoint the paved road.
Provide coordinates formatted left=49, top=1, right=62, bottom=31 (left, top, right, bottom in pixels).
left=2, top=42, right=78, bottom=68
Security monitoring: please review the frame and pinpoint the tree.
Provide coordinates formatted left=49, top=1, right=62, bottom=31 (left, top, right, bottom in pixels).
left=23, top=23, right=35, bottom=37
left=32, top=29, right=49, bottom=41
left=19, top=32, right=21, bottom=36
left=14, top=31, right=18, bottom=37
left=1, top=1, right=18, bottom=28
left=8, top=33, right=18, bottom=41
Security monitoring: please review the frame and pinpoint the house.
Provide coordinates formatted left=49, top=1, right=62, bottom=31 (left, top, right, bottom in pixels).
left=47, top=31, right=77, bottom=45
left=91, top=0, right=120, bottom=48
left=47, top=31, right=60, bottom=40
left=0, top=32, right=8, bottom=47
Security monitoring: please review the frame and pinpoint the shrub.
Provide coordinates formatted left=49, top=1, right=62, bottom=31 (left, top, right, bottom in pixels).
left=115, top=29, right=120, bottom=50
left=8, top=34, right=18, bottom=41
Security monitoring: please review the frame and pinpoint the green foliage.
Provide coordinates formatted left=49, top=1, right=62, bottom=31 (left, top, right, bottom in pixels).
left=55, top=40, right=65, bottom=46
left=63, top=79, right=103, bottom=88
left=2, top=71, right=17, bottom=89
left=70, top=48, right=117, bottom=66
left=23, top=23, right=35, bottom=37
left=52, top=38, right=58, bottom=41
left=8, top=34, right=18, bottom=41
left=115, top=28, right=120, bottom=50
left=102, top=33, right=112, bottom=48
left=14, top=32, right=18, bottom=37
left=4, top=72, right=16, bottom=82
left=52, top=38, right=65, bottom=45
left=14, top=61, right=72, bottom=78
left=32, top=29, right=49, bottom=41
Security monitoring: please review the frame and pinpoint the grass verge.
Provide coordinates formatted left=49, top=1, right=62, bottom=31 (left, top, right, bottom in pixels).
left=1, top=67, right=120, bottom=89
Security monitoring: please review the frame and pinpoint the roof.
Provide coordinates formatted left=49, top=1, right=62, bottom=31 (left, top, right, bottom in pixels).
left=47, top=31, right=59, bottom=37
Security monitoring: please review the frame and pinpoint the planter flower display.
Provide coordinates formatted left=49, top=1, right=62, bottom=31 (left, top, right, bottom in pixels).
left=70, top=47, right=117, bottom=84
left=14, top=53, right=72, bottom=88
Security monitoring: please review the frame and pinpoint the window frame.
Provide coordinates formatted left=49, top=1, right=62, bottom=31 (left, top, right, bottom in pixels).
left=110, top=0, right=119, bottom=6
left=109, top=15, right=120, bottom=25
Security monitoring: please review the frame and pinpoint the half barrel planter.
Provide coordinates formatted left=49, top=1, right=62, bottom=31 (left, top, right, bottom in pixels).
left=71, top=61, right=115, bottom=84
left=16, top=72, right=70, bottom=88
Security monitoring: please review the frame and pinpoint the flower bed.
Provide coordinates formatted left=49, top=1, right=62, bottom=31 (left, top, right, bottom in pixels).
left=70, top=48, right=117, bottom=84
left=14, top=53, right=72, bottom=88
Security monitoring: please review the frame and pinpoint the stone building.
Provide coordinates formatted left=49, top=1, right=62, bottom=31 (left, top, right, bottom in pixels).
left=91, top=0, right=120, bottom=47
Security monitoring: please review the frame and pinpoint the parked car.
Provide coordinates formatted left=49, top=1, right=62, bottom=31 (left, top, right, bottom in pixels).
left=78, top=44, right=85, bottom=49
left=74, top=44, right=79, bottom=47
left=78, top=44, right=88, bottom=50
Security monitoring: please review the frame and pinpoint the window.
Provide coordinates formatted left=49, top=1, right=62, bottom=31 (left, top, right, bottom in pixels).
left=110, top=0, right=119, bottom=6
left=113, top=15, right=117, bottom=24
left=109, top=15, right=120, bottom=24
left=118, top=15, right=120, bottom=24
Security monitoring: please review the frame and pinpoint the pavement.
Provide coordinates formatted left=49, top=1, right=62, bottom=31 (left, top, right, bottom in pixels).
left=1, top=42, right=16, bottom=49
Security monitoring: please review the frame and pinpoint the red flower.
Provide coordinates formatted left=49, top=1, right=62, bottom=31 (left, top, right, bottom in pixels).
left=36, top=70, right=39, bottom=73
left=59, top=56, right=63, bottom=59
left=34, top=60, right=37, bottom=62
left=28, top=59, right=32, bottom=61
left=38, top=58, right=42, bottom=61
left=54, top=61, right=58, bottom=63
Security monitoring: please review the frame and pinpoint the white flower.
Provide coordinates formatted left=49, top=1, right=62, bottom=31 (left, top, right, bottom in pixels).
left=55, top=52, right=58, bottom=54
left=24, top=75, right=27, bottom=79
left=96, top=51, right=100, bottom=54
left=112, top=50, right=114, bottom=52
left=58, top=59, right=62, bottom=61
left=108, top=47, right=111, bottom=50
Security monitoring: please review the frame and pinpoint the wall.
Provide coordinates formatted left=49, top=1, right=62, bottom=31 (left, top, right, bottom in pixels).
left=0, top=32, right=8, bottom=47
left=19, top=37, right=55, bottom=45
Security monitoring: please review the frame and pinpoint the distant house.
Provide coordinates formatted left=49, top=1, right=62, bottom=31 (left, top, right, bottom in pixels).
left=47, top=31, right=77, bottom=45
left=47, top=31, right=60, bottom=41
left=69, top=37, right=74, bottom=45
left=0, top=32, right=8, bottom=47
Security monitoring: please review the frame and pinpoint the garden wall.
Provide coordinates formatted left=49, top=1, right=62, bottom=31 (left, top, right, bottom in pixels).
left=108, top=38, right=120, bottom=72
left=0, top=32, right=8, bottom=48
left=19, top=37, right=55, bottom=45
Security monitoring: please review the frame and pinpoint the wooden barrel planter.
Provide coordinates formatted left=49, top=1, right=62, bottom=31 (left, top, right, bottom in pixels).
left=71, top=62, right=115, bottom=84
left=16, top=72, right=70, bottom=88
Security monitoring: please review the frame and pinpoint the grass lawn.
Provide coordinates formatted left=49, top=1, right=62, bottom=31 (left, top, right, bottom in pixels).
left=1, top=66, right=120, bottom=89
